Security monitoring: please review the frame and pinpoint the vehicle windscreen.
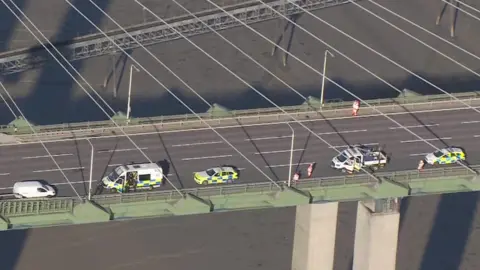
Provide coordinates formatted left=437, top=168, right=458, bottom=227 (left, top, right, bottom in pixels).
left=433, top=151, right=444, bottom=158
left=337, top=154, right=347, bottom=163
left=108, top=167, right=124, bottom=181
left=206, top=169, right=216, bottom=176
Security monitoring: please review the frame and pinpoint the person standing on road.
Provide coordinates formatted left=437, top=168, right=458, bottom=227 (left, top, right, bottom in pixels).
left=307, top=163, right=314, bottom=178
left=293, top=171, right=300, bottom=182
left=352, top=100, right=360, bottom=116
left=418, top=159, right=425, bottom=170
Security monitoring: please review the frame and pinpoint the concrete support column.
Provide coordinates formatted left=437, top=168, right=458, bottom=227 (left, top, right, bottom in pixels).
left=291, top=202, right=339, bottom=270
left=353, top=199, right=400, bottom=270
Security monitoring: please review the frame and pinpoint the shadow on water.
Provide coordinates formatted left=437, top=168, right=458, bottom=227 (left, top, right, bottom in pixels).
left=21, top=0, right=113, bottom=124
left=0, top=229, right=29, bottom=270
left=1, top=71, right=480, bottom=125
left=419, top=192, right=478, bottom=270
left=0, top=0, right=28, bottom=84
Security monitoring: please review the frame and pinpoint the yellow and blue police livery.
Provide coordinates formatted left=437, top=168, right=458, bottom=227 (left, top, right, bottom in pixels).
left=424, top=147, right=466, bottom=165
left=194, top=166, right=239, bottom=185
left=102, top=163, right=164, bottom=193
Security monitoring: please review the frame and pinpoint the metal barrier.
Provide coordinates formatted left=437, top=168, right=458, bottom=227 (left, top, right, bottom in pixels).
left=0, top=198, right=77, bottom=218
left=93, top=165, right=478, bottom=206
left=0, top=165, right=477, bottom=216
left=3, top=91, right=480, bottom=136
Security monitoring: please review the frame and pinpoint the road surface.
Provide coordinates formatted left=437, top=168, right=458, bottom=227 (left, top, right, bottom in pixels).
left=0, top=107, right=479, bottom=197
left=1, top=0, right=480, bottom=124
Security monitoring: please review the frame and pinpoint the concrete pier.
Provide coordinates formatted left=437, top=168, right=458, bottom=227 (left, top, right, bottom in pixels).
left=291, top=203, right=339, bottom=270
left=353, top=199, right=400, bottom=270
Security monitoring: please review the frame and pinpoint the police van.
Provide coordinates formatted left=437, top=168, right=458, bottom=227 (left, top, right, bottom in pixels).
left=101, top=163, right=163, bottom=193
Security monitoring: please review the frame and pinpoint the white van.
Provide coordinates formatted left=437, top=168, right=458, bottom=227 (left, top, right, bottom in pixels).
left=13, top=181, right=56, bottom=199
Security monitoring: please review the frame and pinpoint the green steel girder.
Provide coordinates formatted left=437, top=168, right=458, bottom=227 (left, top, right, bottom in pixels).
left=0, top=167, right=479, bottom=230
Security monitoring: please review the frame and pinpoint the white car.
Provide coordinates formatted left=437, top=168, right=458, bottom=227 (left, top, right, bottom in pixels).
left=13, top=181, right=56, bottom=199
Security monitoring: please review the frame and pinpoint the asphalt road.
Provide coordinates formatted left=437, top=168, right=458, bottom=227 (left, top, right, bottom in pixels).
left=1, top=107, right=480, bottom=197
left=2, top=0, right=480, bottom=125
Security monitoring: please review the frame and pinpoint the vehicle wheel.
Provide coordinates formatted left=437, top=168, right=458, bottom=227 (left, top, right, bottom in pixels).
left=110, top=188, right=117, bottom=193
left=46, top=195, right=54, bottom=198
left=202, top=181, right=208, bottom=185
left=149, top=185, right=154, bottom=190
left=371, top=166, right=378, bottom=171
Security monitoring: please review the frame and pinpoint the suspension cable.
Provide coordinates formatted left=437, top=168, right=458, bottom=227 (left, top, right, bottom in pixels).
left=135, top=0, right=413, bottom=179
left=66, top=0, right=283, bottom=188
left=349, top=0, right=480, bottom=89
left=166, top=0, right=477, bottom=174
left=0, top=82, right=83, bottom=199
left=3, top=0, right=185, bottom=196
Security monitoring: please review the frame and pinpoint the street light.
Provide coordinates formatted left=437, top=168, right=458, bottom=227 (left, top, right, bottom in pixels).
left=87, top=139, right=94, bottom=201
left=127, top=65, right=140, bottom=120
left=320, top=50, right=334, bottom=107
left=287, top=123, right=295, bottom=187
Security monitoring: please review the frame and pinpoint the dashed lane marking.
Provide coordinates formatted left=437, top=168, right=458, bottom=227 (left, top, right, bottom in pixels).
left=401, top=137, right=452, bottom=143
left=266, top=162, right=314, bottom=168
left=182, top=154, right=233, bottom=161
left=33, top=167, right=85, bottom=173
left=97, top=147, right=149, bottom=153
left=22, top=153, right=74, bottom=159
left=389, top=124, right=439, bottom=129
left=255, top=149, right=304, bottom=155
left=172, top=141, right=223, bottom=147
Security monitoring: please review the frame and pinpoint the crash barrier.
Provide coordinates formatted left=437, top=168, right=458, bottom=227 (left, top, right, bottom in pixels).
left=3, top=91, right=480, bottom=142
left=0, top=165, right=478, bottom=230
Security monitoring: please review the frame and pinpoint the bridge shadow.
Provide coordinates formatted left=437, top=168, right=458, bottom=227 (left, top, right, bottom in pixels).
left=0, top=229, right=30, bottom=270
left=0, top=0, right=28, bottom=84
left=419, top=192, right=479, bottom=270
left=153, top=125, right=184, bottom=189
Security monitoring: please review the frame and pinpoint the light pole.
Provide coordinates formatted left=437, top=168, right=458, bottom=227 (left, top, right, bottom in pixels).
left=87, top=139, right=94, bottom=201
left=127, top=65, right=139, bottom=120
left=320, top=50, right=334, bottom=107
left=287, top=123, right=294, bottom=187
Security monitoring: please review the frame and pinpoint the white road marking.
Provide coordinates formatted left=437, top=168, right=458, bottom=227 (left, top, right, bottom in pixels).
left=462, top=120, right=480, bottom=124
left=389, top=124, right=439, bottom=130
left=409, top=153, right=431, bottom=157
left=267, top=162, right=314, bottom=168
left=474, top=135, right=480, bottom=138
left=172, top=141, right=223, bottom=147
left=33, top=167, right=85, bottom=173
left=2, top=105, right=478, bottom=147
left=318, top=129, right=367, bottom=135
left=182, top=154, right=233, bottom=161
left=245, top=135, right=291, bottom=141
left=401, top=137, right=452, bottom=143
left=328, top=143, right=378, bottom=148
left=98, top=147, right=148, bottom=153
left=22, top=153, right=74, bottom=159
left=238, top=168, right=246, bottom=170
left=0, top=173, right=10, bottom=176
left=255, top=149, right=304, bottom=155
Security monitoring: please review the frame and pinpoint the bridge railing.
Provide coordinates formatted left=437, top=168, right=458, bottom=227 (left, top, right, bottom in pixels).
left=92, top=165, right=477, bottom=206
left=0, top=165, right=477, bottom=217
left=3, top=91, right=480, bottom=136
left=0, top=198, right=77, bottom=218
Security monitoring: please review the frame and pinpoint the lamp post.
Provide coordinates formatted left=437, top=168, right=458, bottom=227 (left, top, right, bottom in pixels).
left=320, top=50, right=334, bottom=107
left=87, top=139, right=94, bottom=201
left=127, top=65, right=140, bottom=120
left=287, top=123, right=294, bottom=187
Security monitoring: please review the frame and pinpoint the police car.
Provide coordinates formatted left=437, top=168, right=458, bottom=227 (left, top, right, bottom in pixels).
left=424, top=147, right=466, bottom=165
left=194, top=166, right=239, bottom=185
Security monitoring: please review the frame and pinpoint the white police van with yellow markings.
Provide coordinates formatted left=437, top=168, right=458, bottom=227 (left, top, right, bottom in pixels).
left=101, top=163, right=163, bottom=193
